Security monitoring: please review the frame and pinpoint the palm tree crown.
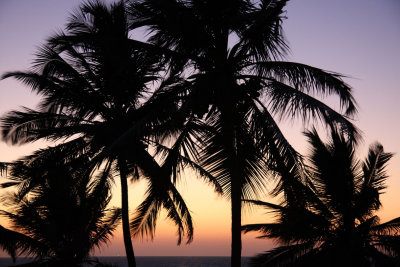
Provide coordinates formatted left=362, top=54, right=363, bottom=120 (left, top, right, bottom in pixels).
left=242, top=129, right=400, bottom=267
left=0, top=149, right=120, bottom=266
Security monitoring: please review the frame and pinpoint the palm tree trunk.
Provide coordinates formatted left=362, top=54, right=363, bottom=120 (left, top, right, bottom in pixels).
left=231, top=173, right=242, bottom=267
left=220, top=100, right=242, bottom=267
left=118, top=158, right=136, bottom=267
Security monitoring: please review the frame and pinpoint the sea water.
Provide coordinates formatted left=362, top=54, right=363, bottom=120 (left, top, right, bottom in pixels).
left=0, top=256, right=251, bottom=267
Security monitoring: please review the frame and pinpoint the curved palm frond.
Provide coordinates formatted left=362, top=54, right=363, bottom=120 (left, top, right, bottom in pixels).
left=265, top=80, right=360, bottom=141
left=130, top=174, right=194, bottom=245
left=254, top=61, right=356, bottom=116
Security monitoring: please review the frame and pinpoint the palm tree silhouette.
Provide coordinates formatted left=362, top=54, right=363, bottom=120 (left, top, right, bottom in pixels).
left=1, top=1, right=202, bottom=266
left=128, top=1, right=359, bottom=265
left=242, top=128, right=400, bottom=267
left=0, top=148, right=120, bottom=266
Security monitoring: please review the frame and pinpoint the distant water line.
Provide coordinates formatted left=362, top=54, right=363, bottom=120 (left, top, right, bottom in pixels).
left=1, top=256, right=251, bottom=267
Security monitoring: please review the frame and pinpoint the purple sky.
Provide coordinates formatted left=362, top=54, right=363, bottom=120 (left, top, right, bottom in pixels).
left=0, top=0, right=399, bottom=257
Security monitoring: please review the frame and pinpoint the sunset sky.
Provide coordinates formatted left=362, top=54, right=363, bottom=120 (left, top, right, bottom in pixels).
left=0, top=0, right=399, bottom=257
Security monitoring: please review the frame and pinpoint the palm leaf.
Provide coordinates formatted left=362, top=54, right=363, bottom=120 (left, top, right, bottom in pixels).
left=249, top=242, right=316, bottom=267
left=254, top=61, right=356, bottom=116
left=266, top=80, right=360, bottom=141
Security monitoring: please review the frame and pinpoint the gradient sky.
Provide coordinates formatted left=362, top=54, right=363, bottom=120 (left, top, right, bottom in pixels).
left=0, top=0, right=399, bottom=257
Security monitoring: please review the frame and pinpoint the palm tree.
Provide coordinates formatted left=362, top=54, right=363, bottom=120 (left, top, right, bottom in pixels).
left=128, top=1, right=359, bottom=265
left=0, top=149, right=120, bottom=266
left=242, top=128, right=400, bottom=267
left=1, top=1, right=205, bottom=266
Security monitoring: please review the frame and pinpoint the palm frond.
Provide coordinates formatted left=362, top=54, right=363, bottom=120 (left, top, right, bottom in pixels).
left=91, top=208, right=122, bottom=249
left=254, top=61, right=356, bottom=116
left=235, top=0, right=289, bottom=61
left=249, top=242, right=316, bottom=267
left=1, top=107, right=91, bottom=144
left=0, top=225, right=44, bottom=262
left=357, top=143, right=393, bottom=213
left=266, top=80, right=360, bottom=142
left=242, top=199, right=284, bottom=211
left=372, top=217, right=400, bottom=236
left=130, top=175, right=193, bottom=244
left=155, top=143, right=222, bottom=193
left=249, top=98, right=307, bottom=200
left=373, top=235, right=400, bottom=258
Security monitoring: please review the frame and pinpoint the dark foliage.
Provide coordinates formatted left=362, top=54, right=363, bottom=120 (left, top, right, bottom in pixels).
left=242, top=129, right=400, bottom=267
left=0, top=1, right=210, bottom=266
left=128, top=1, right=359, bottom=266
left=0, top=150, right=120, bottom=267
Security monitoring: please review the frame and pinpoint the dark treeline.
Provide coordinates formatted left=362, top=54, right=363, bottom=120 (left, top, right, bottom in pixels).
left=0, top=1, right=399, bottom=267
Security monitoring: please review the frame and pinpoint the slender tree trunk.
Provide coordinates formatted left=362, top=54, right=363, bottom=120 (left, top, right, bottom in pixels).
left=221, top=100, right=242, bottom=267
left=216, top=28, right=241, bottom=266
left=231, top=173, right=242, bottom=267
left=118, top=158, right=136, bottom=267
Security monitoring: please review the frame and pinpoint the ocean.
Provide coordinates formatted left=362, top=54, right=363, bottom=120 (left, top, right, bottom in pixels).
left=0, top=256, right=251, bottom=267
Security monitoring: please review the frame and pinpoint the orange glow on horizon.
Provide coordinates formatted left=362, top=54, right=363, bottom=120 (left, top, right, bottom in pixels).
left=1, top=0, right=399, bottom=259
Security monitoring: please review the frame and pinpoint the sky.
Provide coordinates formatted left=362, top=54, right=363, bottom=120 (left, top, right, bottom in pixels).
left=0, top=0, right=399, bottom=258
